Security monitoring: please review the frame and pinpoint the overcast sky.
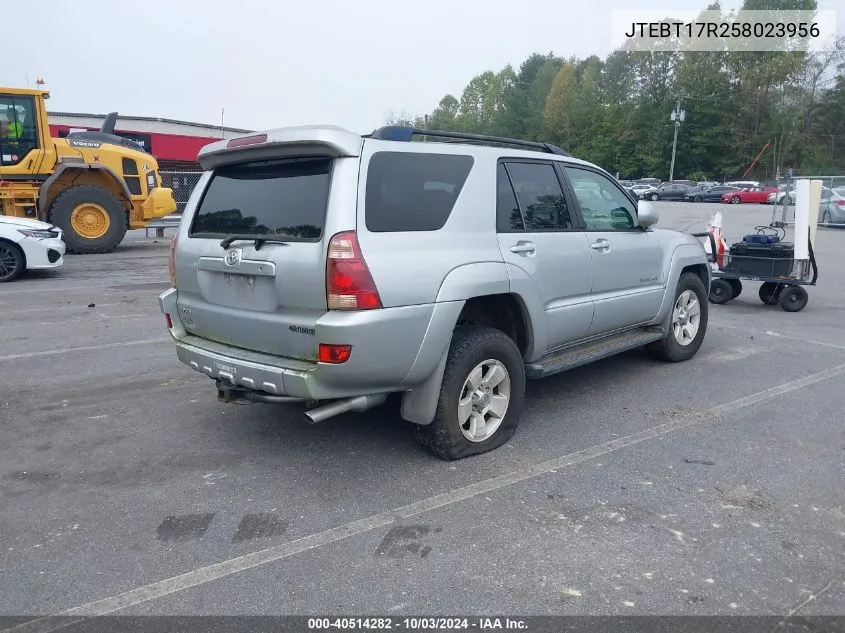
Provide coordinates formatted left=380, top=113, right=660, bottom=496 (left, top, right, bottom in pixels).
left=3, top=0, right=843, bottom=133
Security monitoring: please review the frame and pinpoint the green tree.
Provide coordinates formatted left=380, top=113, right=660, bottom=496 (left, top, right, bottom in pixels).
left=400, top=0, right=844, bottom=179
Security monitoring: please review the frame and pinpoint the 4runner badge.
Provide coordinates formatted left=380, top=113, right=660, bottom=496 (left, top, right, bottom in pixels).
left=224, top=249, right=241, bottom=266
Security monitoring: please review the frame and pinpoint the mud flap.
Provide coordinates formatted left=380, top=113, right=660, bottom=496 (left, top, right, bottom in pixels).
left=400, top=340, right=450, bottom=425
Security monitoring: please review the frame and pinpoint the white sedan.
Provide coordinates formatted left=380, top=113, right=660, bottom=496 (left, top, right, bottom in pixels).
left=0, top=216, right=66, bottom=282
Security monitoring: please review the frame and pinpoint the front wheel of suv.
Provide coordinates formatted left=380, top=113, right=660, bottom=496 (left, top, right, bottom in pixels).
left=414, top=325, right=526, bottom=460
left=646, top=272, right=709, bottom=362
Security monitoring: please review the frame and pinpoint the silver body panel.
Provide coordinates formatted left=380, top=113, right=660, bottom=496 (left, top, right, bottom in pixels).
left=161, top=125, right=710, bottom=417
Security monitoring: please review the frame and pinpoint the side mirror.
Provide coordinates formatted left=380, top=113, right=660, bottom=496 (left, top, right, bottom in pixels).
left=637, top=200, right=659, bottom=228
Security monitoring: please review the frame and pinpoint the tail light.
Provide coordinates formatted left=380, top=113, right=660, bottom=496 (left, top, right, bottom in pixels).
left=326, top=231, right=382, bottom=310
left=835, top=199, right=845, bottom=206
left=169, top=234, right=178, bottom=287
left=318, top=344, right=352, bottom=364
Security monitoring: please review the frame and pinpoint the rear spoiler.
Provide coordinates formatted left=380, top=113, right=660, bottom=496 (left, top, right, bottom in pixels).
left=198, top=125, right=363, bottom=170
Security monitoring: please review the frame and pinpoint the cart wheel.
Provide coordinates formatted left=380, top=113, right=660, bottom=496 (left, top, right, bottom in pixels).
left=778, top=285, right=808, bottom=312
left=727, top=279, right=742, bottom=299
left=758, top=282, right=783, bottom=305
left=708, top=279, right=733, bottom=304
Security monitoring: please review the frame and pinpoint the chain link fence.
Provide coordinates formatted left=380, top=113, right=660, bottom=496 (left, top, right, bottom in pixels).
left=160, top=163, right=204, bottom=216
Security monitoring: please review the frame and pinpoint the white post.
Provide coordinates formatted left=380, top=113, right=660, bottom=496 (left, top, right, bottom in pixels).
left=793, top=180, right=815, bottom=261
left=808, top=179, right=822, bottom=249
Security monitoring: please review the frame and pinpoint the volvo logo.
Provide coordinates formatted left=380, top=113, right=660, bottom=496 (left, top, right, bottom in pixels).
left=224, top=249, right=241, bottom=267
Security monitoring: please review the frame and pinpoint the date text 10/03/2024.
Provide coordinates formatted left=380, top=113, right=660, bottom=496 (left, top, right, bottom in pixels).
left=625, top=21, right=820, bottom=39
left=307, top=617, right=528, bottom=630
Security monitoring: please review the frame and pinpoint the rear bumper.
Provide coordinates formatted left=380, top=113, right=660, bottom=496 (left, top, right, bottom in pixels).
left=174, top=335, right=315, bottom=398
left=159, top=288, right=459, bottom=401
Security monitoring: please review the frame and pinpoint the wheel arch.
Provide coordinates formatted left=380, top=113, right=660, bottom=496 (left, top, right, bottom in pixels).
left=400, top=261, right=538, bottom=427
left=653, top=243, right=711, bottom=324
left=40, top=164, right=131, bottom=221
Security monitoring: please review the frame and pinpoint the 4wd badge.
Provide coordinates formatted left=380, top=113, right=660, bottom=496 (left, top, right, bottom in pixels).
left=224, top=249, right=241, bottom=267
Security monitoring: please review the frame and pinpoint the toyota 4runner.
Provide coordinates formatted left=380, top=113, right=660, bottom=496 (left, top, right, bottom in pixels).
left=159, top=126, right=711, bottom=460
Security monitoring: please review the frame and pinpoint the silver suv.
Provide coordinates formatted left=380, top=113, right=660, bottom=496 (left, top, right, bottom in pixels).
left=160, top=126, right=711, bottom=460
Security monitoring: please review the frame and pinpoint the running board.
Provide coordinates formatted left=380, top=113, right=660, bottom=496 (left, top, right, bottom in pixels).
left=525, top=328, right=664, bottom=379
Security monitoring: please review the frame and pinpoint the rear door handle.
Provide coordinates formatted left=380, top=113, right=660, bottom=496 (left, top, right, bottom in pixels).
left=591, top=239, right=610, bottom=251
left=510, top=241, right=535, bottom=255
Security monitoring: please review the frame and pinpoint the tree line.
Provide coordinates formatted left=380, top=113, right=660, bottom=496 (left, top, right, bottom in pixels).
left=387, top=0, right=844, bottom=182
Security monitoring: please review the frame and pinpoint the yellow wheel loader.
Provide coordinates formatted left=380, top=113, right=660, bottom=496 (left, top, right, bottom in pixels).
left=0, top=87, right=176, bottom=254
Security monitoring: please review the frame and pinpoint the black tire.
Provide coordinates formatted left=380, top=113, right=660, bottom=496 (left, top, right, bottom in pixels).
left=708, top=278, right=733, bottom=304
left=414, top=325, right=526, bottom=460
left=49, top=185, right=128, bottom=254
left=646, top=272, right=709, bottom=362
left=778, top=285, right=808, bottom=312
left=650, top=193, right=659, bottom=201
left=727, top=278, right=742, bottom=299
left=693, top=195, right=702, bottom=202
left=730, top=196, right=741, bottom=204
left=758, top=282, right=783, bottom=305
left=0, top=240, right=25, bottom=283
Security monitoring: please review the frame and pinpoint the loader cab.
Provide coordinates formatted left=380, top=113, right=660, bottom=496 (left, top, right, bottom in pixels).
left=0, top=88, right=54, bottom=176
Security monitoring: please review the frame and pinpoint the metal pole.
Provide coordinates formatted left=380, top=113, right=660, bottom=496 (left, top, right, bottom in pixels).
left=669, top=121, right=679, bottom=183
left=668, top=96, right=683, bottom=182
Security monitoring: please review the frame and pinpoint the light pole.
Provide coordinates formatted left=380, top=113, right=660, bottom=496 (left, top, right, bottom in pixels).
left=669, top=97, right=685, bottom=182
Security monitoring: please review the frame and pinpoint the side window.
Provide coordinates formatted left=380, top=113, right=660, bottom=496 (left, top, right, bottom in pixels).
left=365, top=152, right=474, bottom=232
left=0, top=95, right=39, bottom=167
left=502, top=161, right=572, bottom=231
left=496, top=163, right=523, bottom=231
left=564, top=167, right=637, bottom=231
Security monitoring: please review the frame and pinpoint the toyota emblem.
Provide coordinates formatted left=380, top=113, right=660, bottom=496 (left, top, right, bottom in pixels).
left=224, top=249, right=241, bottom=267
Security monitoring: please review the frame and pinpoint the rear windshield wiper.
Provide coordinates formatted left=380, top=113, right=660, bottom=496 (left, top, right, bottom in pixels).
left=219, top=235, right=290, bottom=250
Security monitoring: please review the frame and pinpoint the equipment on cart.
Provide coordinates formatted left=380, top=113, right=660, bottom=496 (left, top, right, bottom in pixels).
left=696, top=180, right=821, bottom=313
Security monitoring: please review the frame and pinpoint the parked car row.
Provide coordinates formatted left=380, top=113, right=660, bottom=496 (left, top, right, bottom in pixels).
left=615, top=178, right=845, bottom=222
left=623, top=180, right=785, bottom=205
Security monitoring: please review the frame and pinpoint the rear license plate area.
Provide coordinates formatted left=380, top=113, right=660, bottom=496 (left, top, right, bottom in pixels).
left=223, top=272, right=256, bottom=286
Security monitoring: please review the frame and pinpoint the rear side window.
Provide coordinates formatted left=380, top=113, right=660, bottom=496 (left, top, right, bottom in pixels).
left=365, top=152, right=474, bottom=232
left=190, top=158, right=331, bottom=242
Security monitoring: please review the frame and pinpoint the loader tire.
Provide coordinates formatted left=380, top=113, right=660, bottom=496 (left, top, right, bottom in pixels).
left=50, top=185, right=128, bottom=254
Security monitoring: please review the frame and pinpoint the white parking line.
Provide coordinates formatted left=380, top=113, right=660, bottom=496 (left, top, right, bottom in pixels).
left=0, top=338, right=169, bottom=362
left=7, top=361, right=845, bottom=632
left=715, top=324, right=845, bottom=352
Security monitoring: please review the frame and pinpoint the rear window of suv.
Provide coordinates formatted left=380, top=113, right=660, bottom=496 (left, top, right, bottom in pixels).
left=190, top=158, right=331, bottom=242
left=365, top=151, right=474, bottom=232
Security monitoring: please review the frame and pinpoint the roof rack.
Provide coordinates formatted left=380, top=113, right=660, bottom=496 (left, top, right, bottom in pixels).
left=367, top=126, right=570, bottom=157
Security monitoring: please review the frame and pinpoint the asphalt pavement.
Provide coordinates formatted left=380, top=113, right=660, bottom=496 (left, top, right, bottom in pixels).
left=1, top=202, right=843, bottom=624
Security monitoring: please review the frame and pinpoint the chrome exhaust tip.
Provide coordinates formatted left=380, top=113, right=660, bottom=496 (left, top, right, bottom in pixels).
left=304, top=393, right=387, bottom=424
